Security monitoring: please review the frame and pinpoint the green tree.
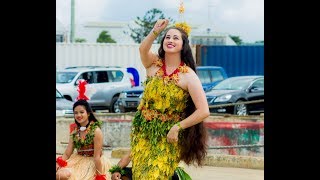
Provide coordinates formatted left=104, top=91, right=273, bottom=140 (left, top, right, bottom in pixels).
left=75, top=38, right=87, bottom=43
left=97, top=30, right=116, bottom=43
left=255, top=40, right=264, bottom=44
left=229, top=35, right=243, bottom=45
left=125, top=8, right=174, bottom=43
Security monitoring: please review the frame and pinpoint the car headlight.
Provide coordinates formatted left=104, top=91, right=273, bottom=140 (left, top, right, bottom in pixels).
left=214, top=94, right=232, bottom=102
left=206, top=97, right=216, bottom=104
left=139, top=93, right=143, bottom=98
left=119, top=92, right=127, bottom=98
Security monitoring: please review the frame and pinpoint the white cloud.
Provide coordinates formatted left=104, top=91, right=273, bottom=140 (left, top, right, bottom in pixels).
left=56, top=0, right=264, bottom=42
left=220, top=0, right=264, bottom=23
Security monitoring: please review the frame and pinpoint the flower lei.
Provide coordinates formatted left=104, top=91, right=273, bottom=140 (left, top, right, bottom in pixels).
left=70, top=120, right=102, bottom=149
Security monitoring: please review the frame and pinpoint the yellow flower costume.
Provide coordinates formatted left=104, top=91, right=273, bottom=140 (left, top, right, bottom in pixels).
left=131, top=59, right=190, bottom=179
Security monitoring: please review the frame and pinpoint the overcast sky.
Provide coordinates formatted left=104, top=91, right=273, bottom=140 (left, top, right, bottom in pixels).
left=56, top=0, right=264, bottom=43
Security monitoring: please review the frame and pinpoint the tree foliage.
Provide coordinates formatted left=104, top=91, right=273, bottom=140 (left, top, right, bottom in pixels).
left=229, top=35, right=243, bottom=45
left=97, top=30, right=116, bottom=43
left=75, top=38, right=87, bottom=43
left=125, top=8, right=174, bottom=43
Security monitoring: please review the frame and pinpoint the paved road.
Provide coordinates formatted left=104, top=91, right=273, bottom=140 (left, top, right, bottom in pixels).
left=105, top=151, right=264, bottom=180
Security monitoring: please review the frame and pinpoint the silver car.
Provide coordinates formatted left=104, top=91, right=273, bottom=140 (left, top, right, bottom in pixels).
left=56, top=66, right=133, bottom=112
left=56, top=89, right=74, bottom=117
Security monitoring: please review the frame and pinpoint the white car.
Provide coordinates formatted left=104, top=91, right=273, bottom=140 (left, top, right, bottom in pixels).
left=56, top=89, right=74, bottom=117
left=56, top=66, right=133, bottom=112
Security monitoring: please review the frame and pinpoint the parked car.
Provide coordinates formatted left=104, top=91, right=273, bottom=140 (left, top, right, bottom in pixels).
left=115, top=66, right=228, bottom=113
left=56, top=66, right=133, bottom=112
left=197, top=66, right=228, bottom=92
left=206, top=75, right=264, bottom=115
left=114, top=86, right=144, bottom=113
left=56, top=89, right=74, bottom=117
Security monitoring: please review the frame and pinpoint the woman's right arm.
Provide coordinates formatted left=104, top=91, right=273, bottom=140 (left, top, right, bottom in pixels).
left=139, top=19, right=169, bottom=69
left=62, top=135, right=74, bottom=160
left=111, top=150, right=132, bottom=180
left=56, top=136, right=74, bottom=171
left=117, top=150, right=131, bottom=168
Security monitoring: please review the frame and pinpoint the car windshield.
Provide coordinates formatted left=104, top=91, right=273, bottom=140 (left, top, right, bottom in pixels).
left=56, top=72, right=78, bottom=83
left=56, top=90, right=64, bottom=98
left=212, top=78, right=253, bottom=90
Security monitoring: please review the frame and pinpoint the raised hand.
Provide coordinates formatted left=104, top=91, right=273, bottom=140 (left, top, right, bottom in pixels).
left=153, top=19, right=169, bottom=35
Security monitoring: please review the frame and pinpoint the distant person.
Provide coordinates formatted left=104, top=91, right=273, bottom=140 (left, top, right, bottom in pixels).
left=56, top=80, right=111, bottom=180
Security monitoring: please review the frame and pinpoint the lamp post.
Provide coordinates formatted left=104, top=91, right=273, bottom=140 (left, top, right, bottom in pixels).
left=70, top=0, right=75, bottom=43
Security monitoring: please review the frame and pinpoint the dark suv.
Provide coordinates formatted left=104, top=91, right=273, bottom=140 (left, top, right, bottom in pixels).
left=115, top=66, right=228, bottom=113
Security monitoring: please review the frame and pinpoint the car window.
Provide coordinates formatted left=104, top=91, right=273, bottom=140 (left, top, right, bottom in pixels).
left=198, top=70, right=211, bottom=84
left=56, top=90, right=64, bottom=98
left=96, top=71, right=109, bottom=83
left=56, top=72, right=78, bottom=83
left=213, top=78, right=253, bottom=90
left=210, top=70, right=224, bottom=82
left=251, top=79, right=264, bottom=89
left=77, top=72, right=95, bottom=84
left=108, top=70, right=124, bottom=82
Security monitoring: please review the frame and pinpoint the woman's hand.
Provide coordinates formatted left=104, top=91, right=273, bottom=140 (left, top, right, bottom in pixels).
left=153, top=19, right=169, bottom=35
left=111, top=172, right=122, bottom=180
left=167, top=124, right=180, bottom=143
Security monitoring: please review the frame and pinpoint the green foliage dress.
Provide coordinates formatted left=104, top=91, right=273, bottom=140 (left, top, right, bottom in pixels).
left=131, top=59, right=190, bottom=179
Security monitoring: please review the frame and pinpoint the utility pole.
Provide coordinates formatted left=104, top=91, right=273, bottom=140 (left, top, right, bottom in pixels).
left=70, top=0, right=75, bottom=43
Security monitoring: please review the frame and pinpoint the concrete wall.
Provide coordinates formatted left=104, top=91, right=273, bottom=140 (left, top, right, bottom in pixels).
left=57, top=113, right=264, bottom=157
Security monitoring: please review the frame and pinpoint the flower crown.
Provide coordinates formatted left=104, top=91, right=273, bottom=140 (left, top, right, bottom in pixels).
left=174, top=22, right=191, bottom=36
left=174, top=0, right=191, bottom=36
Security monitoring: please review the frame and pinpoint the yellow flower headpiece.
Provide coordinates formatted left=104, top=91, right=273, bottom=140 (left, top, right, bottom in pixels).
left=174, top=22, right=191, bottom=36
left=175, top=0, right=191, bottom=36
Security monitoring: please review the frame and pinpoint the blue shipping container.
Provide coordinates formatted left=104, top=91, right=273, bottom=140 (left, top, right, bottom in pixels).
left=200, top=45, right=264, bottom=77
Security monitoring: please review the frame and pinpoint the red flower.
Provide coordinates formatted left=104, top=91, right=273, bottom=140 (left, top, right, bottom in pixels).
left=56, top=156, right=67, bottom=167
left=95, top=174, right=107, bottom=180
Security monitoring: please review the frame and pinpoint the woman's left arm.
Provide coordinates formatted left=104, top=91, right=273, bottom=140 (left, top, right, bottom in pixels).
left=167, top=71, right=210, bottom=142
left=183, top=71, right=210, bottom=127
left=93, top=127, right=104, bottom=175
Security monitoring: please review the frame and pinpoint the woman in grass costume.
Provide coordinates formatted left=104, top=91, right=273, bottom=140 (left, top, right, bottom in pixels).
left=111, top=19, right=209, bottom=180
left=56, top=80, right=111, bottom=180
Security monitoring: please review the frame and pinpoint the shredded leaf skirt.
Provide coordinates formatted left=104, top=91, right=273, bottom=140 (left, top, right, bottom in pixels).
left=131, top=111, right=182, bottom=180
left=56, top=153, right=112, bottom=180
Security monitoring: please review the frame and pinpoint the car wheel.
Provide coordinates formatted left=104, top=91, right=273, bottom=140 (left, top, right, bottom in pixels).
left=234, top=100, right=248, bottom=115
left=109, top=96, right=119, bottom=113
left=113, top=100, right=122, bottom=113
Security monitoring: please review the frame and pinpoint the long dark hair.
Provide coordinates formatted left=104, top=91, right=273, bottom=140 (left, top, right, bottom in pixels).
left=73, top=99, right=98, bottom=127
left=158, top=27, right=208, bottom=166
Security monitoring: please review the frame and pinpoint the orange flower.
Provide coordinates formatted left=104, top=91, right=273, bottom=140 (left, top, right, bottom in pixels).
left=153, top=59, right=163, bottom=67
left=156, top=69, right=164, bottom=77
left=163, top=76, right=170, bottom=85
left=179, top=2, right=185, bottom=14
left=178, top=64, right=189, bottom=73
left=160, top=114, right=167, bottom=122
left=171, top=73, right=180, bottom=84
